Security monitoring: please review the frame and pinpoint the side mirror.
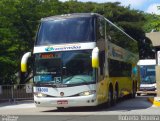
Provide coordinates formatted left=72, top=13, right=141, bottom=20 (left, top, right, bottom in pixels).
left=92, top=47, right=99, bottom=68
left=21, top=52, right=31, bottom=72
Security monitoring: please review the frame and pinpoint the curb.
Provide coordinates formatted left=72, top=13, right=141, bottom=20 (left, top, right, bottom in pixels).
left=148, top=97, right=160, bottom=107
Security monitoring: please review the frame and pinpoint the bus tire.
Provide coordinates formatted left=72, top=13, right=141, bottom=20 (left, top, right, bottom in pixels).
left=132, top=82, right=136, bottom=98
left=137, top=93, right=141, bottom=96
left=57, top=107, right=65, bottom=111
left=114, top=83, right=119, bottom=103
left=108, top=85, right=114, bottom=107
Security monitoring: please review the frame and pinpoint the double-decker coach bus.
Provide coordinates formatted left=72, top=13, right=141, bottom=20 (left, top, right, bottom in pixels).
left=21, top=13, right=139, bottom=109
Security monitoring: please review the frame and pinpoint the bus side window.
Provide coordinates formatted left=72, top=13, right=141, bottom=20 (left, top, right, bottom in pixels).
left=97, top=17, right=105, bottom=41
left=99, top=50, right=105, bottom=75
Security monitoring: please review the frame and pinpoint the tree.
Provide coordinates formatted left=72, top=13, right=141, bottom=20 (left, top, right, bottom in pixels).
left=0, top=0, right=63, bottom=84
left=143, top=4, right=160, bottom=32
left=0, top=0, right=149, bottom=84
left=143, top=13, right=160, bottom=32
left=0, top=0, right=23, bottom=84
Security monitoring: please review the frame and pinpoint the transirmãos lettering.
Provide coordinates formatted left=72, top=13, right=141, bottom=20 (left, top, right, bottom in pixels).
left=45, top=45, right=81, bottom=51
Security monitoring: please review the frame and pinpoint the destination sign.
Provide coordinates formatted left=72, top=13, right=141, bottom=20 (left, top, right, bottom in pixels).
left=40, top=53, right=55, bottom=59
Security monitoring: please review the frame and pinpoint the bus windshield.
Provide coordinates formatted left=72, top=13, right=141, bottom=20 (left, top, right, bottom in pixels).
left=34, top=50, right=94, bottom=85
left=36, top=17, right=95, bottom=45
left=140, top=65, right=156, bottom=84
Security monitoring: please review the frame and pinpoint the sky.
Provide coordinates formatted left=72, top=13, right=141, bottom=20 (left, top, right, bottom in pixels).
left=60, top=0, right=160, bottom=15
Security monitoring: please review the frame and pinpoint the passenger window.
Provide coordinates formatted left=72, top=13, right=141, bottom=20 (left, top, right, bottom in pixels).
left=99, top=50, right=105, bottom=75
left=97, top=18, right=105, bottom=40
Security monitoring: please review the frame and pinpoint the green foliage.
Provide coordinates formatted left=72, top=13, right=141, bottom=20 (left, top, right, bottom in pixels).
left=0, top=0, right=149, bottom=84
left=143, top=13, right=160, bottom=32
left=0, top=0, right=62, bottom=84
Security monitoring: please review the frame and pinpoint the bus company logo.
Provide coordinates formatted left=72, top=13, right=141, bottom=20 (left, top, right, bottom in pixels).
left=45, top=47, right=54, bottom=51
left=45, top=45, right=81, bottom=51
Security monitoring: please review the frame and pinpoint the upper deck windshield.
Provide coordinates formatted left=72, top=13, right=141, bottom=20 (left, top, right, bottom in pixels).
left=140, top=65, right=156, bottom=84
left=34, top=50, right=94, bottom=86
left=35, top=17, right=95, bottom=45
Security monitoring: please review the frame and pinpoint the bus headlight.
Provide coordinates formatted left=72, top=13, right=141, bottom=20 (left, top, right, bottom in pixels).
left=79, top=90, right=96, bottom=96
left=34, top=92, right=47, bottom=97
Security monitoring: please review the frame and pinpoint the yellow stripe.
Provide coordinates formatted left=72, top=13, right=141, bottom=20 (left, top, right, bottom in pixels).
left=148, top=97, right=160, bottom=107
left=92, top=58, right=99, bottom=68
left=21, top=63, right=27, bottom=72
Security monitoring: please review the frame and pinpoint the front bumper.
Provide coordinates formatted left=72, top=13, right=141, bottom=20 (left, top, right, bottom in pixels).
left=139, top=87, right=156, bottom=91
left=34, top=94, right=98, bottom=107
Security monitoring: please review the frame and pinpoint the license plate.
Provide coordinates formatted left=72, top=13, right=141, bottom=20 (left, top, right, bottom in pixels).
left=57, top=100, right=68, bottom=105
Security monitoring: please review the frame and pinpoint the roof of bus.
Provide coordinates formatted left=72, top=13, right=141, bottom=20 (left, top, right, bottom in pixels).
left=137, top=59, right=156, bottom=66
left=41, top=13, right=99, bottom=21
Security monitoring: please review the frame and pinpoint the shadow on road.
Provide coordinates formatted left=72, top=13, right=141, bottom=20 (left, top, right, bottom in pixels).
left=42, top=96, right=153, bottom=113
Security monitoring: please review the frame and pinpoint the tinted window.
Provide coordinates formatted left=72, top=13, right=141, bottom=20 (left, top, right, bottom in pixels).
left=99, top=51, right=105, bottom=75
left=140, top=65, right=156, bottom=84
left=108, top=59, right=132, bottom=77
left=34, top=50, right=94, bottom=85
left=36, top=17, right=95, bottom=45
left=97, top=17, right=105, bottom=40
left=106, top=21, right=138, bottom=54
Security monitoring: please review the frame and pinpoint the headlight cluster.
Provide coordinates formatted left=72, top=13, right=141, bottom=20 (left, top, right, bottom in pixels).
left=34, top=92, right=47, bottom=97
left=79, top=90, right=96, bottom=96
left=34, top=90, right=96, bottom=97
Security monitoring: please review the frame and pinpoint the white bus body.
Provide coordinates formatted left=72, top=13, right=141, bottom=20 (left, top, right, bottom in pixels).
left=137, top=59, right=157, bottom=95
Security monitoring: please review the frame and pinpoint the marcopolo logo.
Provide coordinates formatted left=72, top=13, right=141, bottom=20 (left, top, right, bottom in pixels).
left=45, top=45, right=81, bottom=52
left=45, top=47, right=54, bottom=51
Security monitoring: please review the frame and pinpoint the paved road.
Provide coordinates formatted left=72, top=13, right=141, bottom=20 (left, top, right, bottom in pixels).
left=0, top=96, right=159, bottom=121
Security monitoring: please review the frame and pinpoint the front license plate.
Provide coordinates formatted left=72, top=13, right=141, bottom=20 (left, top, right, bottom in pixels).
left=57, top=100, right=68, bottom=105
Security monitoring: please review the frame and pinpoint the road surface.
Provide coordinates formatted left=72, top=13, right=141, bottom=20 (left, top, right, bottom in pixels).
left=0, top=96, right=159, bottom=121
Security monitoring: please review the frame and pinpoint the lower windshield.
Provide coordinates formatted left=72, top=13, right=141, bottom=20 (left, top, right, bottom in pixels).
left=34, top=50, right=94, bottom=85
left=140, top=65, right=156, bottom=84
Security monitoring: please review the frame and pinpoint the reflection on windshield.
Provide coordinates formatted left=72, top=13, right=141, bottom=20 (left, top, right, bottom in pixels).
left=140, top=65, right=156, bottom=84
left=34, top=50, right=94, bottom=85
left=63, top=75, right=92, bottom=84
left=36, top=17, right=94, bottom=45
